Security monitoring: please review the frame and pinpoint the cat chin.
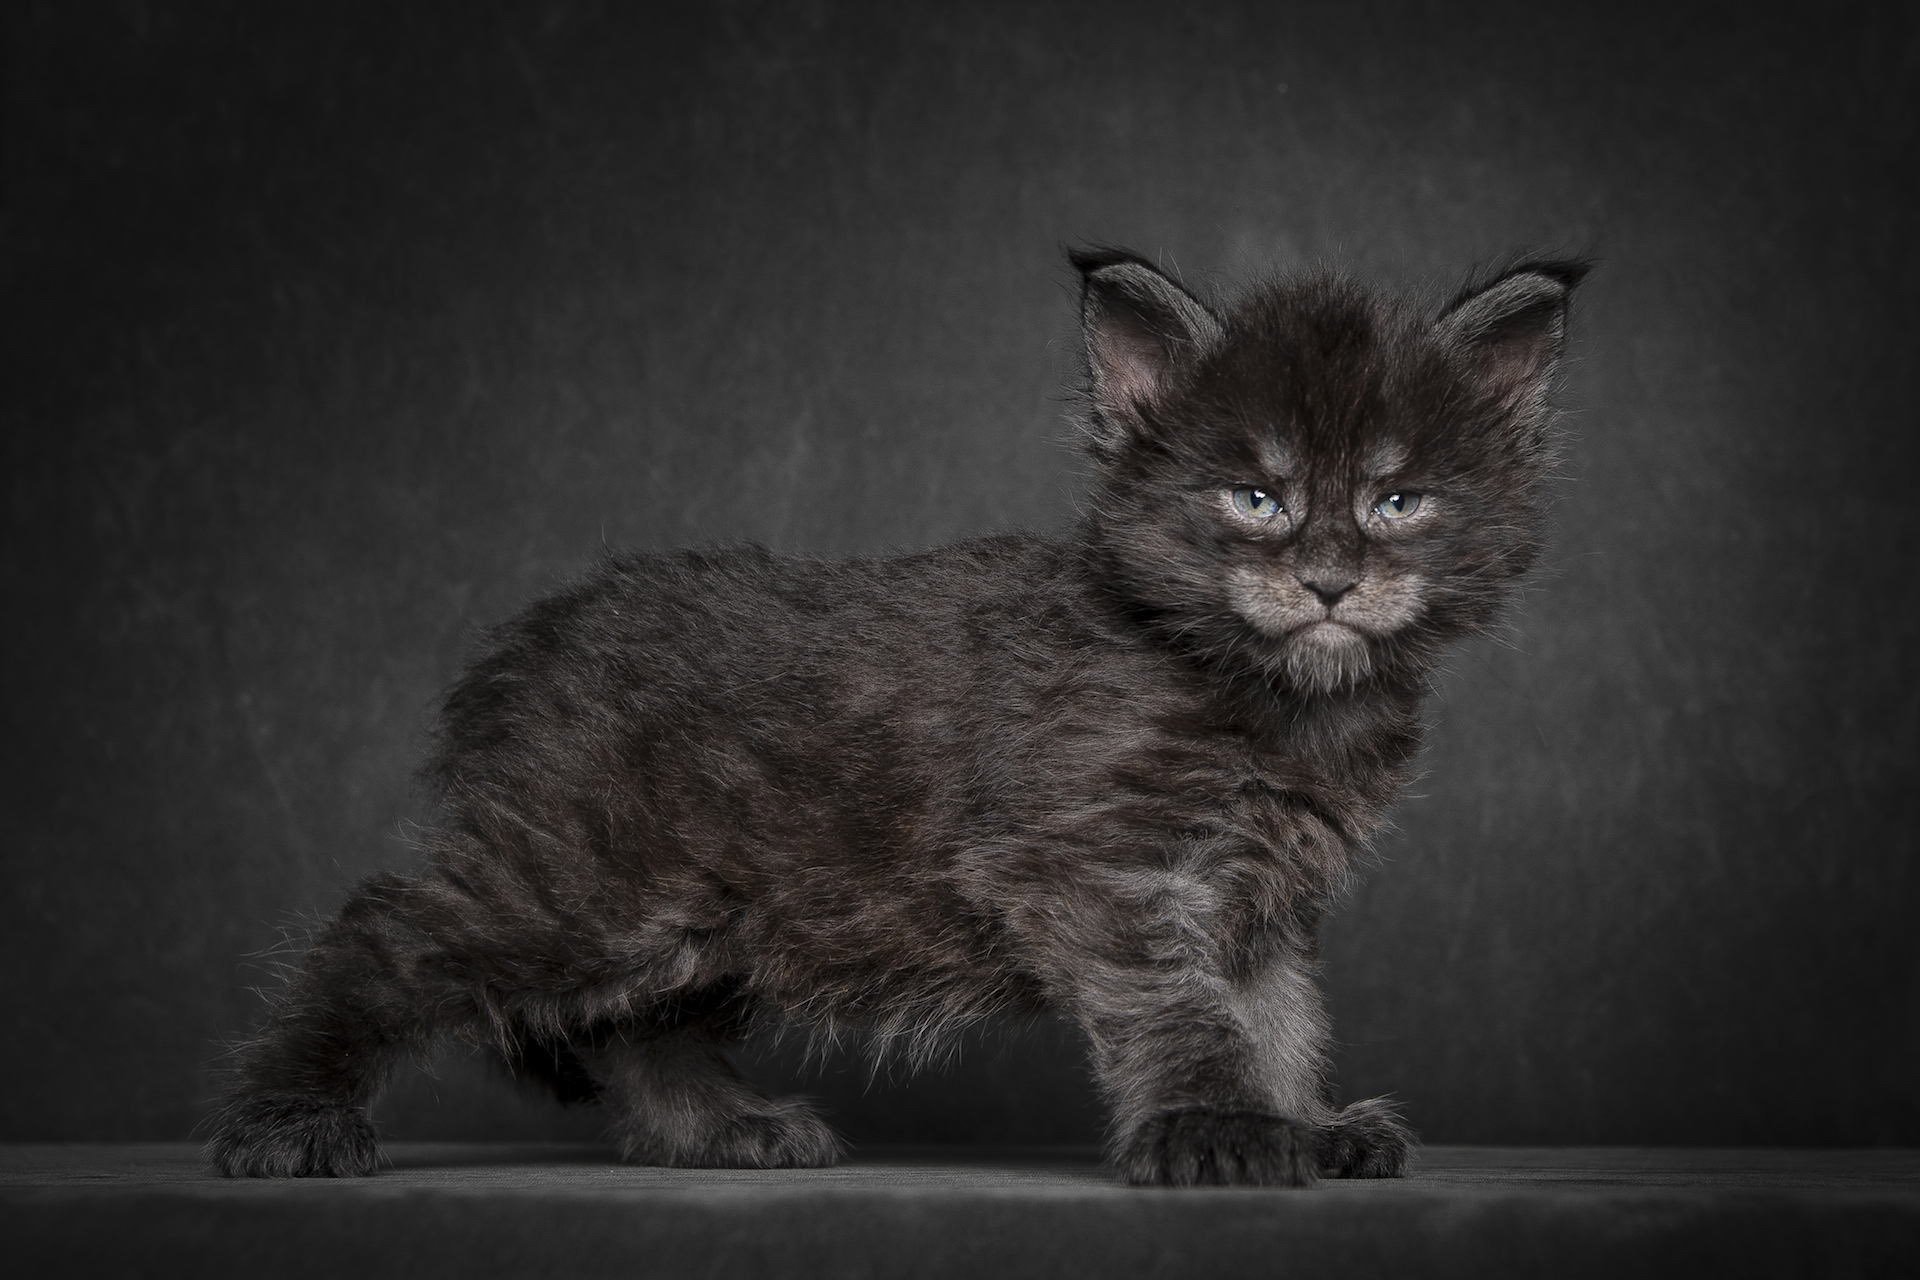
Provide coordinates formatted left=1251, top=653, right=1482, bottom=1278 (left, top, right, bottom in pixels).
left=1278, top=621, right=1375, bottom=692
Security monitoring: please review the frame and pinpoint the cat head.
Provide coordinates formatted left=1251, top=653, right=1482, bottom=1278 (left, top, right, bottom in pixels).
left=1072, top=247, right=1586, bottom=695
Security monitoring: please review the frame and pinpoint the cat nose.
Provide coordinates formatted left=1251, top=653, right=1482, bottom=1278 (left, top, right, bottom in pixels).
left=1301, top=577, right=1357, bottom=606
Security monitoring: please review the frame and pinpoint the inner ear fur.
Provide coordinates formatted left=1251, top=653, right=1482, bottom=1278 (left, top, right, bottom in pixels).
left=1435, top=260, right=1589, bottom=408
left=1072, top=247, right=1224, bottom=436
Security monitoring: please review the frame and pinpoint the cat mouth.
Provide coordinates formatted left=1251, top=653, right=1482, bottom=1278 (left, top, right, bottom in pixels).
left=1295, top=619, right=1365, bottom=642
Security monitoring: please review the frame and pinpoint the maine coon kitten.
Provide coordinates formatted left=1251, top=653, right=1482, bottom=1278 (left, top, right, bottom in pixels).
left=208, top=248, right=1584, bottom=1186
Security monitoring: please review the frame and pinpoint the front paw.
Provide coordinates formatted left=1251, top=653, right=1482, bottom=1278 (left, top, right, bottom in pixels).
left=1121, top=1107, right=1318, bottom=1188
left=1314, top=1096, right=1416, bottom=1178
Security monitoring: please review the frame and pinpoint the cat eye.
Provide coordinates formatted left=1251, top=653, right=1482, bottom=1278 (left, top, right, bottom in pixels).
left=1375, top=492, right=1422, bottom=520
left=1229, top=486, right=1285, bottom=520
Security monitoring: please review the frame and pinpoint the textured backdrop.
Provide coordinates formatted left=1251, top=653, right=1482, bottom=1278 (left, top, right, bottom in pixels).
left=5, top=0, right=1915, bottom=1145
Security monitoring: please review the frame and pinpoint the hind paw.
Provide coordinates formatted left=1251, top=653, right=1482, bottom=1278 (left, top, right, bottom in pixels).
left=712, top=1101, right=846, bottom=1168
left=615, top=1099, right=845, bottom=1169
left=206, top=1095, right=380, bottom=1178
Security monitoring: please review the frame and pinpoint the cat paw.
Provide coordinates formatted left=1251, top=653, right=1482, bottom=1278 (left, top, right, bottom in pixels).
left=206, top=1094, right=380, bottom=1178
left=1121, top=1107, right=1318, bottom=1188
left=617, top=1099, right=846, bottom=1169
left=1314, top=1096, right=1416, bottom=1179
left=711, top=1100, right=846, bottom=1168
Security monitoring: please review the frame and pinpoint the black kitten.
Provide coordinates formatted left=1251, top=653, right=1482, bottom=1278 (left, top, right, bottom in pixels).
left=209, top=248, right=1585, bottom=1186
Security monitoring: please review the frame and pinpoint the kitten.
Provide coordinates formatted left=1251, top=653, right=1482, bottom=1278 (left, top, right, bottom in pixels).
left=208, top=247, right=1585, bottom=1186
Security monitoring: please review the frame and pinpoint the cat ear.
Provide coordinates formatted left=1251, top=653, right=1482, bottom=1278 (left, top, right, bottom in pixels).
left=1072, top=248, right=1223, bottom=437
left=1435, top=260, right=1589, bottom=410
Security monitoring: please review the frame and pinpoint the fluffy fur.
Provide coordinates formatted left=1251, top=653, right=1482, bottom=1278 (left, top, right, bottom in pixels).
left=208, top=248, right=1585, bottom=1186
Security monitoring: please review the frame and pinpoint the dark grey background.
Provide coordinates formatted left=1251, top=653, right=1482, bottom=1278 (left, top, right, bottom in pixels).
left=5, top=0, right=1915, bottom=1147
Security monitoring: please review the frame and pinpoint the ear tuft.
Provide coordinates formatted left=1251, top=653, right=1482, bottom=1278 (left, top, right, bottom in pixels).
left=1067, top=245, right=1153, bottom=276
left=1437, top=259, right=1590, bottom=409
left=1071, top=246, right=1223, bottom=441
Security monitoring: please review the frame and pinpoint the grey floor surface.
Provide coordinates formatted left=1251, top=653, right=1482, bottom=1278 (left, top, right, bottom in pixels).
left=6, top=1144, right=1917, bottom=1278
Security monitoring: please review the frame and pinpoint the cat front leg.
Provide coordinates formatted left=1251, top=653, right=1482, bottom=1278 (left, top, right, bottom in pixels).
left=1083, top=972, right=1321, bottom=1187
left=1314, top=1095, right=1416, bottom=1178
left=1231, top=946, right=1416, bottom=1178
left=1033, top=873, right=1322, bottom=1187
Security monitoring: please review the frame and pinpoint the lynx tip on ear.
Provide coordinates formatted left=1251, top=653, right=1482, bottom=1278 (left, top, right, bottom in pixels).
left=1067, top=245, right=1155, bottom=278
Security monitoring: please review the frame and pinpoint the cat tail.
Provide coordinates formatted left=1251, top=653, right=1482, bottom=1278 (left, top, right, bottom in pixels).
left=492, top=1025, right=601, bottom=1107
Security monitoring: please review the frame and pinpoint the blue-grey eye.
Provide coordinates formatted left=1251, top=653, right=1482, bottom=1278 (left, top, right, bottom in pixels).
left=1375, top=491, right=1422, bottom=519
left=1230, top=486, right=1284, bottom=520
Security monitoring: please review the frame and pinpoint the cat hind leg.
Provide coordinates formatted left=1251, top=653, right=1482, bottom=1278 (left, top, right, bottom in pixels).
left=581, top=1023, right=843, bottom=1169
left=207, top=873, right=468, bottom=1177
